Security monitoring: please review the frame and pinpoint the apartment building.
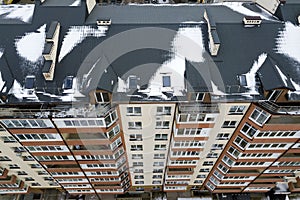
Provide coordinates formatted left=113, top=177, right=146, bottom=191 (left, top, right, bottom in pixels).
left=0, top=0, right=299, bottom=197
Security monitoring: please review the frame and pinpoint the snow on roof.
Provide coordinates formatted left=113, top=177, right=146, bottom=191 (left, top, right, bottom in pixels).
left=15, top=24, right=46, bottom=63
left=70, top=0, right=81, bottom=6
left=211, top=80, right=226, bottom=95
left=220, top=2, right=277, bottom=21
left=8, top=80, right=24, bottom=100
left=0, top=49, right=3, bottom=58
left=139, top=25, right=205, bottom=98
left=173, top=25, right=205, bottom=63
left=58, top=26, right=108, bottom=62
left=0, top=71, right=6, bottom=93
left=243, top=53, right=267, bottom=94
left=275, top=65, right=288, bottom=86
left=0, top=4, right=35, bottom=23
left=276, top=22, right=300, bottom=64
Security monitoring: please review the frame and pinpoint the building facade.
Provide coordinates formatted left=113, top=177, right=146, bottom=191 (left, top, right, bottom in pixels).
left=0, top=0, right=299, bottom=198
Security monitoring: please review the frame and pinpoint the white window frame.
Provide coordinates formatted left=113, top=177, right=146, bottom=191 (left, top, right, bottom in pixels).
left=249, top=107, right=270, bottom=126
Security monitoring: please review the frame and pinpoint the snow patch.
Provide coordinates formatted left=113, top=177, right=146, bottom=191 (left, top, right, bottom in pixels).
left=0, top=71, right=6, bottom=93
left=243, top=53, right=267, bottom=94
left=173, top=26, right=205, bottom=62
left=81, top=57, right=101, bottom=90
left=0, top=4, right=34, bottom=23
left=276, top=22, right=300, bottom=64
left=275, top=65, right=288, bottom=86
left=59, top=26, right=108, bottom=62
left=138, top=25, right=205, bottom=99
left=70, top=0, right=81, bottom=6
left=61, top=77, right=85, bottom=102
left=15, top=24, right=46, bottom=63
left=211, top=80, right=226, bottom=95
left=220, top=2, right=277, bottom=21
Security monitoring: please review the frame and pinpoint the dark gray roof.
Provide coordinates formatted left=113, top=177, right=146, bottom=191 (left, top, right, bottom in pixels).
left=0, top=2, right=299, bottom=103
left=86, top=5, right=206, bottom=24
left=0, top=52, right=14, bottom=96
left=276, top=0, right=300, bottom=24
left=258, top=56, right=295, bottom=91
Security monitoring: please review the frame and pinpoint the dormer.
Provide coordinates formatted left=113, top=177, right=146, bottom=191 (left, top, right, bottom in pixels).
left=243, top=16, right=262, bottom=25
left=97, top=19, right=111, bottom=26
left=43, top=21, right=60, bottom=81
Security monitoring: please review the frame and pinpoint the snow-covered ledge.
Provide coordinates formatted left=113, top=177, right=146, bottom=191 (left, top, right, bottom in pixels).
left=298, top=15, right=300, bottom=26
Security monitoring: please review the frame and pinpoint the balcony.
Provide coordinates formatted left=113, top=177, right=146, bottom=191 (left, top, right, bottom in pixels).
left=167, top=168, right=194, bottom=175
left=259, top=101, right=300, bottom=116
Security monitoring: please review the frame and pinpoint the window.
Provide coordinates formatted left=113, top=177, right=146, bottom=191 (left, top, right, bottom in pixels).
left=128, top=122, right=142, bottom=129
left=134, top=175, right=144, bottom=179
left=249, top=107, right=270, bottom=126
left=203, top=161, right=214, bottom=166
left=156, top=121, right=169, bottom=129
left=199, top=168, right=210, bottom=172
left=153, top=175, right=162, bottom=179
left=229, top=106, right=246, bottom=114
left=197, top=174, right=206, bottom=178
left=131, top=145, right=143, bottom=151
left=256, top=131, right=297, bottom=138
left=0, top=156, right=11, bottom=161
left=154, top=154, right=165, bottom=159
left=206, top=181, right=215, bottom=191
left=217, top=163, right=229, bottom=174
left=127, top=107, right=141, bottom=116
left=222, top=121, right=237, bottom=128
left=155, top=134, right=168, bottom=141
left=129, top=134, right=143, bottom=141
left=154, top=144, right=166, bottom=151
left=134, top=168, right=144, bottom=173
left=135, top=181, right=144, bottom=184
left=228, top=146, right=240, bottom=158
left=211, top=144, right=224, bottom=150
left=94, top=92, right=110, bottom=103
left=152, top=180, right=162, bottom=184
left=222, top=155, right=234, bottom=167
left=1, top=119, right=53, bottom=129
left=157, top=106, right=171, bottom=115
left=216, top=133, right=230, bottom=140
left=162, top=76, right=171, bottom=87
left=176, top=128, right=205, bottom=136
left=9, top=164, right=20, bottom=169
left=132, top=154, right=143, bottom=159
left=234, top=136, right=248, bottom=150
left=240, top=123, right=257, bottom=138
left=173, top=141, right=205, bottom=148
left=153, top=169, right=163, bottom=173
left=213, top=170, right=224, bottom=180
left=209, top=176, right=220, bottom=186
left=153, top=162, right=164, bottom=166
left=1, top=136, right=16, bottom=143
left=207, top=153, right=218, bottom=158
left=196, top=93, right=205, bottom=101
left=178, top=114, right=205, bottom=123
left=268, top=90, right=282, bottom=101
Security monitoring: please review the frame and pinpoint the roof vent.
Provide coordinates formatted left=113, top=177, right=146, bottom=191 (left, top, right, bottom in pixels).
left=243, top=16, right=262, bottom=25
left=97, top=19, right=111, bottom=26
